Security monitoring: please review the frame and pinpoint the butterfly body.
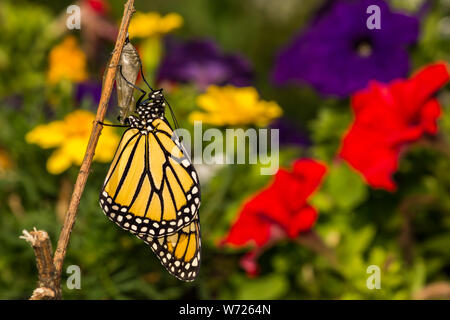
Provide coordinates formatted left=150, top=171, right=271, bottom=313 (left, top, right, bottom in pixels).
left=99, top=88, right=201, bottom=281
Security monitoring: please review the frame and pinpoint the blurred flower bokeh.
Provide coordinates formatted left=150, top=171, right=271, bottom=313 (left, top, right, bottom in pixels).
left=0, top=148, right=14, bottom=175
left=273, top=0, right=419, bottom=97
left=0, top=0, right=450, bottom=301
left=26, top=110, right=119, bottom=174
left=157, top=38, right=253, bottom=89
left=128, top=11, right=183, bottom=39
left=222, top=159, right=326, bottom=276
left=189, top=85, right=282, bottom=126
left=47, top=36, right=88, bottom=84
left=339, top=62, right=449, bottom=191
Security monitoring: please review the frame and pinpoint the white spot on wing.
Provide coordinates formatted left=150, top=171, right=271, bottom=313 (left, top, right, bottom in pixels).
left=181, top=159, right=190, bottom=167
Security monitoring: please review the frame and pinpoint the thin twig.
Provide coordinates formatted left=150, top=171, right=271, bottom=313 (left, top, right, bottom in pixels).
left=297, top=230, right=339, bottom=268
left=20, top=229, right=59, bottom=299
left=51, top=0, right=135, bottom=294
left=413, top=281, right=450, bottom=300
left=398, top=194, right=435, bottom=266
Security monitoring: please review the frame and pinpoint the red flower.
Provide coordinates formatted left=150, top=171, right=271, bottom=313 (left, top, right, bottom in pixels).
left=85, top=0, right=109, bottom=15
left=339, top=63, right=449, bottom=191
left=221, top=159, right=327, bottom=276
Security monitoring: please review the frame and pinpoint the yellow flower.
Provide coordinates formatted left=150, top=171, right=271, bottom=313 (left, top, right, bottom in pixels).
left=128, top=12, right=183, bottom=38
left=47, top=36, right=88, bottom=84
left=189, top=85, right=283, bottom=126
left=0, top=148, right=14, bottom=175
left=26, top=110, right=120, bottom=175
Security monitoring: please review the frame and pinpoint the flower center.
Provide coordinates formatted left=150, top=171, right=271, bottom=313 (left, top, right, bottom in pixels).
left=354, top=37, right=373, bottom=58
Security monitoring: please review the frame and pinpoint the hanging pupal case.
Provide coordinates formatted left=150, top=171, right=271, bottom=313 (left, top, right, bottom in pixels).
left=103, top=34, right=141, bottom=123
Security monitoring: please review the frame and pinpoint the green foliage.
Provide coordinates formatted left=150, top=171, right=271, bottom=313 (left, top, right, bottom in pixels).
left=0, top=2, right=57, bottom=96
left=0, top=0, right=449, bottom=300
left=309, top=106, right=352, bottom=162
left=318, top=162, right=368, bottom=211
left=234, top=274, right=289, bottom=300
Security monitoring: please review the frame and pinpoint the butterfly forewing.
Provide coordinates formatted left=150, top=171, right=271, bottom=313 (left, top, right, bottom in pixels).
left=99, top=118, right=201, bottom=238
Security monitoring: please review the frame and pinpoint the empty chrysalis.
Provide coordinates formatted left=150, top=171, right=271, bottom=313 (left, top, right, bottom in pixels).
left=116, top=37, right=141, bottom=122
left=103, top=34, right=141, bottom=123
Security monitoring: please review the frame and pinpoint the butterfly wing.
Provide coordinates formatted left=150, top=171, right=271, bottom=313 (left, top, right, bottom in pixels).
left=137, top=216, right=201, bottom=281
left=99, top=119, right=200, bottom=237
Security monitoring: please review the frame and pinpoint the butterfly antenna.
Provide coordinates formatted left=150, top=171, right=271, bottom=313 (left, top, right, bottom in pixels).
left=139, top=64, right=155, bottom=92
left=166, top=99, right=181, bottom=132
left=139, top=65, right=181, bottom=135
left=139, top=66, right=181, bottom=132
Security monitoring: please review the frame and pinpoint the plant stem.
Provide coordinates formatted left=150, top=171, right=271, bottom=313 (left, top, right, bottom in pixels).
left=398, top=194, right=435, bottom=266
left=21, top=229, right=60, bottom=299
left=52, top=0, right=135, bottom=294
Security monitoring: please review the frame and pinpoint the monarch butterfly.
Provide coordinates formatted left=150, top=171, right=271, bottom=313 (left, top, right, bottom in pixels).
left=99, top=66, right=201, bottom=281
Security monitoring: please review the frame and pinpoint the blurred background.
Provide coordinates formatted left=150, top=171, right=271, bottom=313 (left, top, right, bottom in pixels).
left=1, top=0, right=450, bottom=299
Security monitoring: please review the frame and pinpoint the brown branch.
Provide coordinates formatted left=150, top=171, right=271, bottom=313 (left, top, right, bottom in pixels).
left=398, top=194, right=435, bottom=266
left=297, top=230, right=339, bottom=268
left=52, top=0, right=135, bottom=291
left=413, top=281, right=450, bottom=300
left=20, top=229, right=60, bottom=299
left=23, top=0, right=135, bottom=299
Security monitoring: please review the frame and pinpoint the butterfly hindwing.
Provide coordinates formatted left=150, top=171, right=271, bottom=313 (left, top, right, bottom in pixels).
left=99, top=118, right=200, bottom=238
left=137, top=216, right=201, bottom=281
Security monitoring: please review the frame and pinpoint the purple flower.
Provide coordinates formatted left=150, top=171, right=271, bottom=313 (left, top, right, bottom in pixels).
left=269, top=118, right=310, bottom=147
left=272, top=0, right=419, bottom=97
left=75, top=80, right=102, bottom=106
left=157, top=38, right=252, bottom=89
left=75, top=80, right=117, bottom=118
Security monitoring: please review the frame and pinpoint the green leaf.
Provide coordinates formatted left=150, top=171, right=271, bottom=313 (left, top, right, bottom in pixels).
left=309, top=107, right=352, bottom=162
left=326, top=162, right=368, bottom=210
left=351, top=226, right=376, bottom=254
left=237, top=274, right=288, bottom=299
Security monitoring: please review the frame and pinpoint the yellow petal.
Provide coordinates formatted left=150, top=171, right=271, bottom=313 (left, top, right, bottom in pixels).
left=160, top=13, right=183, bottom=33
left=47, top=149, right=72, bottom=175
left=62, top=138, right=88, bottom=166
left=129, top=12, right=183, bottom=38
left=29, top=109, right=120, bottom=174
left=47, top=36, right=88, bottom=84
left=0, top=148, right=14, bottom=173
left=26, top=121, right=66, bottom=148
left=191, top=85, right=282, bottom=126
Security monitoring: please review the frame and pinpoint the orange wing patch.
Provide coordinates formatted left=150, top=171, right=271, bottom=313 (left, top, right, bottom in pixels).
left=100, top=120, right=201, bottom=238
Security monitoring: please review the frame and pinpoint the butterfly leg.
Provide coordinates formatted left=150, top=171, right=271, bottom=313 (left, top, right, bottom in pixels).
left=97, top=121, right=130, bottom=128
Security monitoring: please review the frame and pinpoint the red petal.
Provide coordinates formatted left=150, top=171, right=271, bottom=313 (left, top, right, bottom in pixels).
left=221, top=190, right=273, bottom=247
left=420, top=98, right=441, bottom=135
left=407, top=62, right=449, bottom=107
left=287, top=205, right=318, bottom=238
left=340, top=62, right=449, bottom=191
left=239, top=251, right=261, bottom=277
